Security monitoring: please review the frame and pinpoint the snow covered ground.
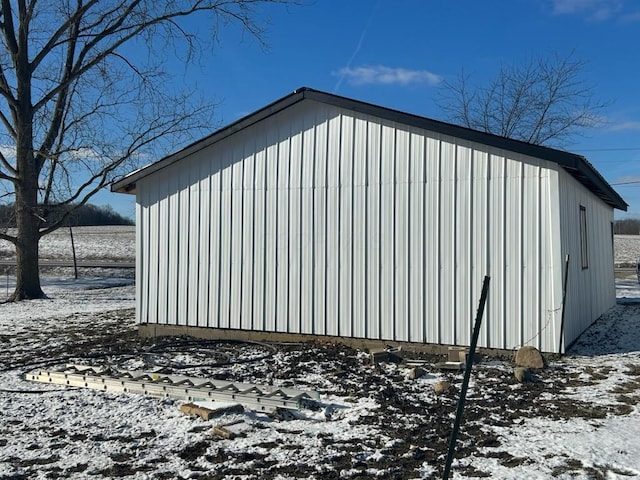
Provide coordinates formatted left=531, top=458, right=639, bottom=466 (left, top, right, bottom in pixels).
left=1, top=231, right=640, bottom=478
left=0, top=225, right=135, bottom=261
left=614, top=234, right=640, bottom=268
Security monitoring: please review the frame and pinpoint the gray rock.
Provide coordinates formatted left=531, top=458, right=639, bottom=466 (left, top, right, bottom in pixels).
left=433, top=380, right=451, bottom=395
left=408, top=367, right=426, bottom=380
left=515, top=346, right=546, bottom=369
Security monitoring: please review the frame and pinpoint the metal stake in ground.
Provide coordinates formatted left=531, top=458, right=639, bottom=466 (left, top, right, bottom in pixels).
left=558, top=254, right=570, bottom=355
left=442, top=275, right=490, bottom=480
left=69, top=225, right=78, bottom=280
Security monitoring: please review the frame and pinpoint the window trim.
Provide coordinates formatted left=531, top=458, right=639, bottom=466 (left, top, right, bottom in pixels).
left=580, top=205, right=588, bottom=269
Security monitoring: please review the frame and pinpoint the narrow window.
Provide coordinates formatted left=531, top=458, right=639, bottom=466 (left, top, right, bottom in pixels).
left=580, top=205, right=588, bottom=269
left=611, top=221, right=614, bottom=251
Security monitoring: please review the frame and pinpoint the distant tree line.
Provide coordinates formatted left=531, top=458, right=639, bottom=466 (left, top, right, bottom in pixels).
left=0, top=204, right=133, bottom=228
left=614, top=219, right=640, bottom=235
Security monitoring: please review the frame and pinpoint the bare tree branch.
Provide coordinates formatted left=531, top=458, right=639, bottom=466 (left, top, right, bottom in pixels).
left=0, top=168, right=15, bottom=181
left=0, top=231, right=16, bottom=243
left=0, top=0, right=19, bottom=58
left=0, top=0, right=298, bottom=300
left=437, top=51, right=607, bottom=148
left=31, top=1, right=284, bottom=113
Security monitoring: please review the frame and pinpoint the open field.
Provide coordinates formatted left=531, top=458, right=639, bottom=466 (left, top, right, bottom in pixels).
left=0, top=227, right=135, bottom=293
left=1, top=229, right=640, bottom=478
left=614, top=234, right=640, bottom=268
left=0, top=226, right=135, bottom=262
left=2, top=226, right=638, bottom=265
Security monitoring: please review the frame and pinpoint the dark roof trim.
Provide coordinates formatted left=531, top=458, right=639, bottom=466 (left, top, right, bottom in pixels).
left=112, top=87, right=627, bottom=211
left=111, top=90, right=306, bottom=194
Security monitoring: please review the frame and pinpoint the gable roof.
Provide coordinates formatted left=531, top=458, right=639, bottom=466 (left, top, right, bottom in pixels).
left=112, top=87, right=627, bottom=211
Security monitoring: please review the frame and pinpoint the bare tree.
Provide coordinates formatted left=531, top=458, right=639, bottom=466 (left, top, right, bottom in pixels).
left=614, top=218, right=640, bottom=235
left=0, top=0, right=295, bottom=301
left=438, top=51, right=607, bottom=147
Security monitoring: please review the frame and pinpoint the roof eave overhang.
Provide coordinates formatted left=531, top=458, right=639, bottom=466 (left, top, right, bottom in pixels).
left=304, top=89, right=627, bottom=211
left=111, top=87, right=627, bottom=211
left=110, top=89, right=309, bottom=194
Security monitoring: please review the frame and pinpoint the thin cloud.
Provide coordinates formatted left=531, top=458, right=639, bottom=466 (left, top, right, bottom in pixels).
left=334, top=65, right=442, bottom=87
left=620, top=11, right=640, bottom=22
left=333, top=0, right=381, bottom=93
left=548, top=0, right=634, bottom=21
left=67, top=147, right=103, bottom=160
left=608, top=121, right=640, bottom=131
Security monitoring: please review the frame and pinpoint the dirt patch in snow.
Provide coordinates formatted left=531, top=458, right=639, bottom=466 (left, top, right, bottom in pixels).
left=3, top=303, right=640, bottom=479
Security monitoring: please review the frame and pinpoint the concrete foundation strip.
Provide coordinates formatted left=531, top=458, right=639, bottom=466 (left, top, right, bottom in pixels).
left=25, top=364, right=320, bottom=413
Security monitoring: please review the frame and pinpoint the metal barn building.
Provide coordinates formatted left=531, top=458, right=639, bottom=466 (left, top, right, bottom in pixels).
left=113, top=88, right=627, bottom=353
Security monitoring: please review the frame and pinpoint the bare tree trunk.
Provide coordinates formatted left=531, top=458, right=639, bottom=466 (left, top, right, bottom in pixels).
left=12, top=58, right=45, bottom=300
left=12, top=167, right=44, bottom=300
left=0, top=0, right=296, bottom=301
left=13, top=217, right=43, bottom=300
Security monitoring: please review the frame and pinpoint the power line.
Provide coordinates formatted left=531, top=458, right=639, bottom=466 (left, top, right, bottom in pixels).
left=611, top=180, right=640, bottom=186
left=578, top=147, right=640, bottom=152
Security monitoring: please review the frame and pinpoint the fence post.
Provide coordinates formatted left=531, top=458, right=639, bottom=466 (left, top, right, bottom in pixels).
left=69, top=225, right=78, bottom=280
left=558, top=254, right=570, bottom=355
left=442, top=275, right=491, bottom=480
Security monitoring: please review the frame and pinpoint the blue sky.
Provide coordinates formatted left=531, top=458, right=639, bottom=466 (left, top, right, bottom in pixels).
left=101, top=0, right=640, bottom=220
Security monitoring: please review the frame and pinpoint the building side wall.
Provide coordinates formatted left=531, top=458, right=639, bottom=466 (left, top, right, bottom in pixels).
left=136, top=100, right=568, bottom=352
left=558, top=169, right=616, bottom=348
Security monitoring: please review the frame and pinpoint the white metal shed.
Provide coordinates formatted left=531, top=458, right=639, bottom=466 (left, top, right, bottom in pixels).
left=113, top=87, right=627, bottom=353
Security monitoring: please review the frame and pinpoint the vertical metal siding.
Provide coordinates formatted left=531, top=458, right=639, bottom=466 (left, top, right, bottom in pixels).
left=313, top=111, right=328, bottom=335
left=326, top=112, right=341, bottom=336
left=136, top=100, right=599, bottom=352
left=289, top=117, right=302, bottom=334
left=424, top=137, right=441, bottom=343
left=380, top=124, right=395, bottom=340
left=488, top=154, right=506, bottom=348
left=252, top=130, right=267, bottom=331
left=220, top=155, right=234, bottom=329
left=522, top=164, right=540, bottom=348
left=136, top=195, right=145, bottom=325
left=156, top=173, right=169, bottom=326
left=409, top=130, right=425, bottom=343
left=300, top=113, right=316, bottom=335
left=439, top=141, right=456, bottom=345
left=339, top=115, right=354, bottom=338
left=394, top=128, right=410, bottom=342
left=186, top=170, right=199, bottom=326
left=167, top=174, right=179, bottom=325
left=471, top=150, right=490, bottom=346
left=353, top=117, right=368, bottom=338
left=276, top=128, right=290, bottom=333
left=455, top=145, right=472, bottom=346
left=229, top=146, right=244, bottom=330
left=147, top=182, right=159, bottom=326
left=264, top=126, right=278, bottom=332
left=197, top=158, right=211, bottom=327
left=209, top=168, right=221, bottom=328
left=366, top=121, right=381, bottom=339
left=504, top=158, right=521, bottom=347
left=178, top=168, right=190, bottom=326
left=241, top=141, right=255, bottom=331
left=539, top=169, right=556, bottom=350
left=558, top=168, right=615, bottom=349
